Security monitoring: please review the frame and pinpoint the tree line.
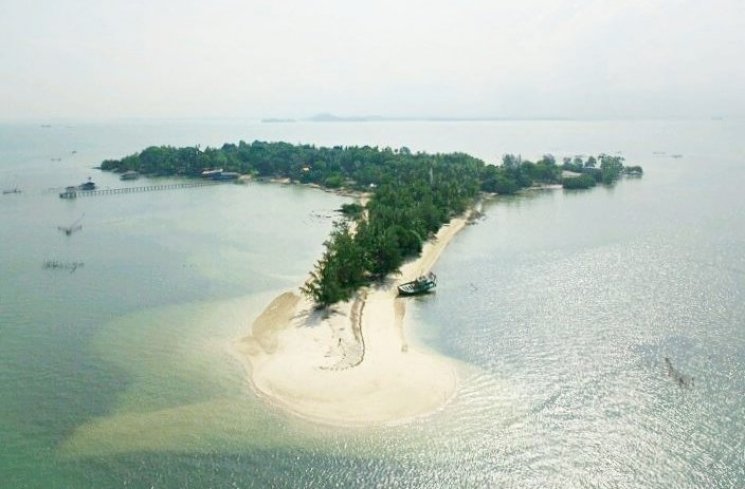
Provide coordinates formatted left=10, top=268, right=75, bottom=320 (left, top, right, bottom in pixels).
left=101, top=142, right=641, bottom=306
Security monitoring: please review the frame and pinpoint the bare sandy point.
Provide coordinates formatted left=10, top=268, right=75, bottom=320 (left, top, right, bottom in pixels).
left=233, top=215, right=470, bottom=427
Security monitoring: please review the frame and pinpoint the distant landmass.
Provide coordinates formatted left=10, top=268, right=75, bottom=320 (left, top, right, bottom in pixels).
left=259, top=114, right=736, bottom=123
left=307, top=113, right=385, bottom=122
left=263, top=113, right=574, bottom=123
left=261, top=118, right=296, bottom=123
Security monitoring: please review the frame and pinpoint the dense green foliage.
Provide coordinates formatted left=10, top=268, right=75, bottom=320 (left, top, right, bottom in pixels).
left=338, top=203, right=364, bottom=219
left=101, top=141, right=480, bottom=191
left=562, top=174, right=597, bottom=189
left=302, top=153, right=482, bottom=306
left=300, top=222, right=367, bottom=306
left=599, top=155, right=625, bottom=184
left=101, top=142, right=637, bottom=193
left=479, top=154, right=562, bottom=194
left=560, top=154, right=632, bottom=188
left=101, top=142, right=641, bottom=306
left=624, top=165, right=644, bottom=176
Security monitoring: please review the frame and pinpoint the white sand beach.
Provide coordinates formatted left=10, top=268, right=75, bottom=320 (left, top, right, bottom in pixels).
left=233, top=215, right=469, bottom=427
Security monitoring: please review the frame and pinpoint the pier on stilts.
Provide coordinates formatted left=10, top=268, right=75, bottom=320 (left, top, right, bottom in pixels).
left=59, top=181, right=220, bottom=199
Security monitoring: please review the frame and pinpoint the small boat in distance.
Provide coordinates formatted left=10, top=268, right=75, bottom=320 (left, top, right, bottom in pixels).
left=120, top=170, right=140, bottom=181
left=211, top=171, right=240, bottom=181
left=201, top=168, right=223, bottom=178
left=78, top=178, right=96, bottom=191
left=60, top=178, right=96, bottom=198
left=2, top=187, right=21, bottom=195
left=398, top=272, right=437, bottom=296
left=201, top=168, right=239, bottom=180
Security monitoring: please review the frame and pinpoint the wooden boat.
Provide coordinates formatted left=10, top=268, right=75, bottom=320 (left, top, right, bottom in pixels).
left=201, top=168, right=223, bottom=178
left=397, top=272, right=437, bottom=296
left=211, top=171, right=239, bottom=181
left=60, top=178, right=95, bottom=198
left=78, top=178, right=96, bottom=191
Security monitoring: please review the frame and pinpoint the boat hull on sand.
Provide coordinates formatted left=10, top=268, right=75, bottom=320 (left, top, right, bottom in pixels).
left=397, top=273, right=437, bottom=296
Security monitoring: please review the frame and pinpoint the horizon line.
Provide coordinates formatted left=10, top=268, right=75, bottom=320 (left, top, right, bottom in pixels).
left=0, top=114, right=740, bottom=124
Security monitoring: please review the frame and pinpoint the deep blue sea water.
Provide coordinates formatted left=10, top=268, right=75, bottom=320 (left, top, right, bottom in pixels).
left=1, top=119, right=743, bottom=488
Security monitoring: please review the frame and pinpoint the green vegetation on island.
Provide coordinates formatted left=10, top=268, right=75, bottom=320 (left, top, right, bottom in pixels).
left=101, top=142, right=641, bottom=306
left=562, top=174, right=597, bottom=190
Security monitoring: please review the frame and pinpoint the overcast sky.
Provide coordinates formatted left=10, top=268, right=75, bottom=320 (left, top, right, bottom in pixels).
left=1, top=0, right=743, bottom=120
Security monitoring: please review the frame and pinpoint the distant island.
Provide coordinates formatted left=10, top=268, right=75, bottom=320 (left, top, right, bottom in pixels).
left=261, top=113, right=576, bottom=123
left=312, top=113, right=580, bottom=122
left=306, top=113, right=386, bottom=122
left=260, top=118, right=296, bottom=123
left=100, top=141, right=641, bottom=426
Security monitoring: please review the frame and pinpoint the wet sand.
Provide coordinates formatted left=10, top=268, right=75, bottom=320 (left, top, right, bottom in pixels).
left=233, top=215, right=469, bottom=427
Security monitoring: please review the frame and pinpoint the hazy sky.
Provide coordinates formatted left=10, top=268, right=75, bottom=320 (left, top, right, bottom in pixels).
left=1, top=0, right=743, bottom=120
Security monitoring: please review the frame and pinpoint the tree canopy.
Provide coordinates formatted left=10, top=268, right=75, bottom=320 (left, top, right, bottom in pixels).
left=101, top=142, right=641, bottom=306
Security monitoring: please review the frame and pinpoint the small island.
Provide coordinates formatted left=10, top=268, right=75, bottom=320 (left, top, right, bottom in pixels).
left=102, top=143, right=637, bottom=305
left=101, top=142, right=641, bottom=425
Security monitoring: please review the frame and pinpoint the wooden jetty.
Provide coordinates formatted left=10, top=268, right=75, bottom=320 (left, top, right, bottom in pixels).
left=60, top=181, right=219, bottom=199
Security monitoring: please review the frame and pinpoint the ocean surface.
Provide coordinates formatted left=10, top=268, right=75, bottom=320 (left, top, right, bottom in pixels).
left=0, top=119, right=743, bottom=488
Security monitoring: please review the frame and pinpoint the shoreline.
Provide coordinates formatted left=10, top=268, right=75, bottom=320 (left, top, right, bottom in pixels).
left=232, top=211, right=472, bottom=427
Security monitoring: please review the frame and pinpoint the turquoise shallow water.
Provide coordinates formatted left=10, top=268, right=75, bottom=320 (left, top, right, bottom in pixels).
left=1, top=120, right=743, bottom=488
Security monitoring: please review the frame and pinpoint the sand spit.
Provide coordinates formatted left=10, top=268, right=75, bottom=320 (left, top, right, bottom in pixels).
left=234, top=215, right=470, bottom=427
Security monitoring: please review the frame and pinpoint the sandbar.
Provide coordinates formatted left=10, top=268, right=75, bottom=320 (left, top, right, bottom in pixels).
left=233, top=214, right=470, bottom=427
